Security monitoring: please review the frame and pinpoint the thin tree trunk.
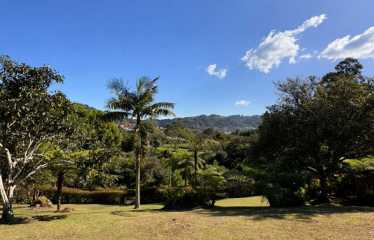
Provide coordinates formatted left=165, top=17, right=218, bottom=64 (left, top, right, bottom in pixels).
left=194, top=150, right=198, bottom=186
left=319, top=174, right=329, bottom=203
left=134, top=149, right=141, bottom=209
left=184, top=166, right=188, bottom=186
left=56, top=171, right=64, bottom=211
left=0, top=172, right=13, bottom=223
left=169, top=161, right=172, bottom=187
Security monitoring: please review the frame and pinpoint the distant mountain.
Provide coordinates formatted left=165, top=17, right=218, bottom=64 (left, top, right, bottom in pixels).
left=157, top=114, right=262, bottom=132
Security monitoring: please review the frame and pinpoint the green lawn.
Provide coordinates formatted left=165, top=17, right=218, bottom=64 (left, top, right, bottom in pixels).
left=1, top=197, right=373, bottom=240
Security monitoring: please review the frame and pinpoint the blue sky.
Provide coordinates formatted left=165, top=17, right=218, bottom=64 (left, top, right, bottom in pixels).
left=1, top=0, right=374, bottom=117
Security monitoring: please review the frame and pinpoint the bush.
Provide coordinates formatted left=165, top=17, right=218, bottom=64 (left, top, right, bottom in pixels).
left=161, top=186, right=213, bottom=210
left=336, top=169, right=374, bottom=206
left=224, top=176, right=255, bottom=198
left=34, top=186, right=165, bottom=205
left=41, top=187, right=128, bottom=205
left=264, top=184, right=306, bottom=207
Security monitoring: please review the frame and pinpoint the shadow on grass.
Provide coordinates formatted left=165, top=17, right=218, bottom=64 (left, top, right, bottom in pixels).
left=0, top=214, right=68, bottom=225
left=109, top=205, right=374, bottom=221
left=196, top=205, right=374, bottom=221
left=111, top=211, right=139, bottom=217
left=0, top=217, right=32, bottom=225
left=32, top=215, right=67, bottom=221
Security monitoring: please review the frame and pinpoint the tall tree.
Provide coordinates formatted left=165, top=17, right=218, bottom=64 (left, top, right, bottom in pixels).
left=256, top=58, right=374, bottom=203
left=0, top=56, right=71, bottom=221
left=106, top=77, right=174, bottom=209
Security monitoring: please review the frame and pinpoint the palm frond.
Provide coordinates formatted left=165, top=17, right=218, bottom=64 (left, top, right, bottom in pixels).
left=107, top=78, right=127, bottom=96
left=136, top=77, right=159, bottom=107
left=142, top=102, right=175, bottom=118
left=152, top=108, right=175, bottom=118
left=102, top=111, right=128, bottom=122
left=150, top=102, right=175, bottom=110
left=106, top=94, right=135, bottom=111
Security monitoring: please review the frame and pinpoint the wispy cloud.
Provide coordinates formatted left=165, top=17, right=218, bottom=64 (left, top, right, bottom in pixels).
left=320, top=26, right=374, bottom=60
left=235, top=100, right=250, bottom=107
left=300, top=53, right=313, bottom=59
left=242, top=14, right=327, bottom=73
left=206, top=64, right=227, bottom=79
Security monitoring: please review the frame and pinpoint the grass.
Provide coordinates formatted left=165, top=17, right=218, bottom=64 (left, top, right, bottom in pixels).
left=1, top=196, right=373, bottom=240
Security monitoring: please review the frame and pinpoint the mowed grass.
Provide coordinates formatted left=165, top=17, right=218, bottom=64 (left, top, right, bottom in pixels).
left=1, top=196, right=374, bottom=240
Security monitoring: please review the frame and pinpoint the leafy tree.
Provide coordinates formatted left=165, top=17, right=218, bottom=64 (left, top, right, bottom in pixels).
left=105, top=77, right=174, bottom=209
left=0, top=56, right=71, bottom=221
left=198, top=164, right=226, bottom=207
left=256, top=58, right=374, bottom=203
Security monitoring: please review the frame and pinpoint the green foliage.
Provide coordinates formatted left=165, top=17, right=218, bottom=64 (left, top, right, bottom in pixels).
left=344, top=157, right=374, bottom=171
left=161, top=186, right=210, bottom=209
left=42, top=187, right=128, bottom=205
left=223, top=169, right=256, bottom=197
left=0, top=56, right=73, bottom=221
left=335, top=157, right=374, bottom=206
left=161, top=163, right=227, bottom=209
left=264, top=184, right=306, bottom=207
left=254, top=58, right=374, bottom=204
left=198, top=164, right=226, bottom=194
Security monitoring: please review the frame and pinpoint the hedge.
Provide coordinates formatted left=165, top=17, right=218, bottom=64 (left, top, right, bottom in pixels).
left=17, top=186, right=165, bottom=205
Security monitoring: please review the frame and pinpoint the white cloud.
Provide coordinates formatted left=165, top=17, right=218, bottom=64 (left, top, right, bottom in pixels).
left=206, top=64, right=227, bottom=79
left=235, top=100, right=250, bottom=107
left=242, top=14, right=327, bottom=73
left=300, top=53, right=313, bottom=59
left=320, top=26, right=374, bottom=60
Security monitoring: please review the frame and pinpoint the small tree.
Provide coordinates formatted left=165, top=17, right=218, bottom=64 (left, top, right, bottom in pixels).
left=106, top=77, right=174, bottom=209
left=0, top=56, right=71, bottom=221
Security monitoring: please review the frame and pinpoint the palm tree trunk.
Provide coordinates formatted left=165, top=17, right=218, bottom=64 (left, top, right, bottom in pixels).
left=134, top=149, right=141, bottom=209
left=134, top=116, right=142, bottom=209
left=56, top=171, right=64, bottom=211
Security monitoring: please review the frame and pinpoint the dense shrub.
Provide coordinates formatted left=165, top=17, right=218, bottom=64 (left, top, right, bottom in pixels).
left=264, top=184, right=306, bottom=207
left=224, top=175, right=255, bottom=198
left=33, top=186, right=166, bottom=205
left=40, top=187, right=128, bottom=205
left=336, top=170, right=374, bottom=206
left=130, top=187, right=165, bottom=204
left=161, top=186, right=214, bottom=210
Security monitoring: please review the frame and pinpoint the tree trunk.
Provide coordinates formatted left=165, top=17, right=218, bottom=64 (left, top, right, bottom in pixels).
left=319, top=174, right=329, bottom=203
left=184, top=167, right=188, bottom=186
left=134, top=149, right=141, bottom=209
left=169, top=162, right=172, bottom=187
left=194, top=150, right=198, bottom=186
left=56, top=171, right=64, bottom=211
left=0, top=172, right=13, bottom=223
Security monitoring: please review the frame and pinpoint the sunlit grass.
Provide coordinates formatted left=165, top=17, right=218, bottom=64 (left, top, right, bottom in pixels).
left=1, top=196, right=373, bottom=240
left=215, top=196, right=269, bottom=207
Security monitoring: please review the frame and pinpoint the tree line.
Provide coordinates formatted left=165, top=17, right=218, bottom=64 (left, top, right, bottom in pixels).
left=0, top=56, right=373, bottom=223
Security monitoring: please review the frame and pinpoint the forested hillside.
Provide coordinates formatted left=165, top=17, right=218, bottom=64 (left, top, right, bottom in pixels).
left=157, top=114, right=262, bottom=132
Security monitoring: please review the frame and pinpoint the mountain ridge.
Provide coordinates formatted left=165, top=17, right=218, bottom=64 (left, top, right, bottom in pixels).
left=156, top=114, right=262, bottom=132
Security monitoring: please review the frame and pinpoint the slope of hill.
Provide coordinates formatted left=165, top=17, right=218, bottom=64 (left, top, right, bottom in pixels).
left=157, top=114, right=262, bottom=132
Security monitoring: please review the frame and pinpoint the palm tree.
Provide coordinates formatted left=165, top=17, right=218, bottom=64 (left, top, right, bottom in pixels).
left=106, top=77, right=174, bottom=209
left=178, top=157, right=195, bottom=186
left=188, top=133, right=219, bottom=186
left=189, top=134, right=206, bottom=185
